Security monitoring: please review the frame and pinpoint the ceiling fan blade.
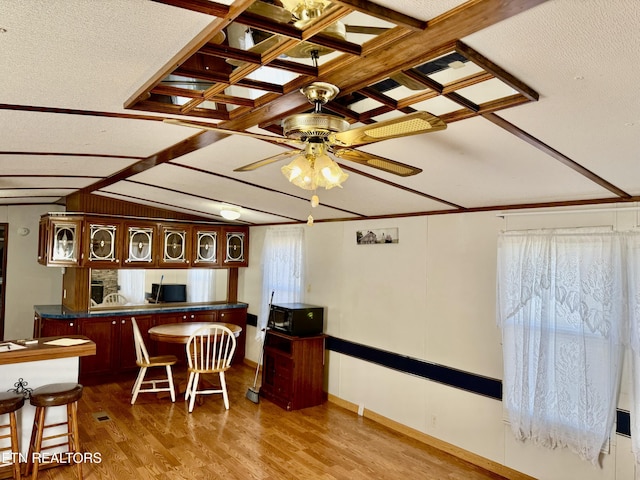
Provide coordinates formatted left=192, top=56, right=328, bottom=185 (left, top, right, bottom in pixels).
left=333, top=111, right=446, bottom=148
left=332, top=148, right=422, bottom=177
left=163, top=119, right=304, bottom=148
left=234, top=149, right=302, bottom=172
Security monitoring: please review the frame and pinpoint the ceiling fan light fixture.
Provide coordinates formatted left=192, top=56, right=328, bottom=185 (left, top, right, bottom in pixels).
left=281, top=149, right=347, bottom=191
left=314, top=153, right=348, bottom=189
left=281, top=154, right=316, bottom=190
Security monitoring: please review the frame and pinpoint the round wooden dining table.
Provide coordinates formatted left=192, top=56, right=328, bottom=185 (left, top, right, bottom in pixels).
left=148, top=322, right=242, bottom=344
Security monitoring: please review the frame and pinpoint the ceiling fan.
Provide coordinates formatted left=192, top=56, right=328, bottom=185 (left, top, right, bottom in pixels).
left=164, top=80, right=446, bottom=180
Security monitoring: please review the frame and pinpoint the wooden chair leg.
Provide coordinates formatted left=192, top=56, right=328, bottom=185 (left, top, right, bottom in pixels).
left=131, top=367, right=147, bottom=404
left=166, top=366, right=175, bottom=403
left=188, top=373, right=200, bottom=413
left=25, top=406, right=46, bottom=478
left=220, top=372, right=229, bottom=410
left=68, top=402, right=82, bottom=480
left=8, top=411, right=21, bottom=480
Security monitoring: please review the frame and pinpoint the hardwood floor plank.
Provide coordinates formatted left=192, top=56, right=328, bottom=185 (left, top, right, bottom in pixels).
left=33, top=364, right=510, bottom=480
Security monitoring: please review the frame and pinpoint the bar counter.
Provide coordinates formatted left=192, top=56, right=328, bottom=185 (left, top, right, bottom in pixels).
left=0, top=335, right=96, bottom=461
left=34, top=302, right=248, bottom=319
left=0, top=335, right=95, bottom=365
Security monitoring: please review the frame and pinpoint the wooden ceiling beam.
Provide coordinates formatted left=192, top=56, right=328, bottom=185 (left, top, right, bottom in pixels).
left=483, top=112, right=631, bottom=198
left=331, top=0, right=426, bottom=31
left=220, top=0, right=548, bottom=131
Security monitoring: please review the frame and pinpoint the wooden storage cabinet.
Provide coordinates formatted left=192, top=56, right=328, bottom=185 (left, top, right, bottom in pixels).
left=35, top=307, right=247, bottom=384
left=221, top=227, right=249, bottom=267
left=39, top=213, right=250, bottom=270
left=219, top=308, right=246, bottom=364
left=123, top=222, right=157, bottom=267
left=37, top=315, right=78, bottom=338
left=159, top=224, right=191, bottom=267
left=38, top=215, right=83, bottom=266
left=261, top=331, right=325, bottom=411
left=83, top=218, right=121, bottom=267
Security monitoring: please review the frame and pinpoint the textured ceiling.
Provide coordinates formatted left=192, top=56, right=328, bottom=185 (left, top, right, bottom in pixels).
left=1, top=0, right=639, bottom=224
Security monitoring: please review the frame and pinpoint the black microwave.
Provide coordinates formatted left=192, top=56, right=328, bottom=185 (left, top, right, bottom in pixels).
left=268, top=303, right=324, bottom=337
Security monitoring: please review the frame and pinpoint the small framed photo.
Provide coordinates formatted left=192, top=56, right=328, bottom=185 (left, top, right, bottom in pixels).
left=356, top=227, right=399, bottom=245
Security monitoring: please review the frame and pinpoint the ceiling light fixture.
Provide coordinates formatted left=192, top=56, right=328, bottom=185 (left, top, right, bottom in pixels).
left=281, top=142, right=348, bottom=191
left=220, top=207, right=241, bottom=221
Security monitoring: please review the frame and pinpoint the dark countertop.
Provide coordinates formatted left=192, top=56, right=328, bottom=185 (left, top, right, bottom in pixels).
left=34, top=302, right=249, bottom=319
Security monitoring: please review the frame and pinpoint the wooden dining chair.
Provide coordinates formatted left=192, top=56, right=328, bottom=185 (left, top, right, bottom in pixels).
left=102, top=292, right=128, bottom=306
left=185, top=325, right=237, bottom=413
left=130, top=317, right=177, bottom=404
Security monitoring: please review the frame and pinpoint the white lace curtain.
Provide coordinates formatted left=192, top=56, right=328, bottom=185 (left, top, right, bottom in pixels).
left=629, top=234, right=640, bottom=469
left=187, top=269, right=216, bottom=303
left=258, top=226, right=305, bottom=338
left=117, top=269, right=145, bottom=305
left=497, top=229, right=629, bottom=464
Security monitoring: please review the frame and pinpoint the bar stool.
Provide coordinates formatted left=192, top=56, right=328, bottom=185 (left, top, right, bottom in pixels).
left=0, top=392, right=25, bottom=480
left=25, top=383, right=83, bottom=480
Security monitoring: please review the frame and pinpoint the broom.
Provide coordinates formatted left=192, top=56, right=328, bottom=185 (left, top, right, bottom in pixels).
left=246, top=292, right=273, bottom=403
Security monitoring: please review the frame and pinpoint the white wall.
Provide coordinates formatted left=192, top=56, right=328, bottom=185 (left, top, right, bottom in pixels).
left=240, top=205, right=640, bottom=480
left=1, top=204, right=64, bottom=340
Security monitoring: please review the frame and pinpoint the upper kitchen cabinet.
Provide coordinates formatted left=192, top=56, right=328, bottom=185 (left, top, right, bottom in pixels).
left=82, top=218, right=122, bottom=268
left=192, top=226, right=220, bottom=268
left=38, top=214, right=249, bottom=269
left=159, top=224, right=191, bottom=267
left=123, top=222, right=157, bottom=267
left=221, top=226, right=249, bottom=268
left=38, top=215, right=83, bottom=266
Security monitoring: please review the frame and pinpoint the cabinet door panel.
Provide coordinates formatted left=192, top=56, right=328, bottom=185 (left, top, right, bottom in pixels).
left=79, top=317, right=118, bottom=377
left=40, top=318, right=78, bottom=337
left=218, top=309, right=246, bottom=363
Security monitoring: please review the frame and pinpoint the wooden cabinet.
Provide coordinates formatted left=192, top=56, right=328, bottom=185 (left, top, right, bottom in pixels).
left=261, top=331, right=325, bottom=411
left=38, top=214, right=250, bottom=270
left=78, top=316, right=119, bottom=379
left=123, top=222, right=157, bottom=266
left=83, top=218, right=121, bottom=267
left=77, top=314, right=154, bottom=382
left=218, top=308, right=246, bottom=364
left=221, top=227, right=249, bottom=267
left=192, top=227, right=220, bottom=267
left=35, top=306, right=247, bottom=385
left=37, top=316, right=78, bottom=338
left=159, top=224, right=191, bottom=267
left=38, top=216, right=83, bottom=266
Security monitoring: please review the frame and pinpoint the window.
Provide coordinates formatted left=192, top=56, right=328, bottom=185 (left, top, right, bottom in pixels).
left=497, top=229, right=627, bottom=463
left=258, top=226, right=305, bottom=337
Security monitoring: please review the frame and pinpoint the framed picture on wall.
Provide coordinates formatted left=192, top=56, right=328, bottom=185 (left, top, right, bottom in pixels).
left=356, top=228, right=399, bottom=245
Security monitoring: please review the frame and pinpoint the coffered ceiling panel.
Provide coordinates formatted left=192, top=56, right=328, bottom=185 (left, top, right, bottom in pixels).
left=1, top=0, right=639, bottom=224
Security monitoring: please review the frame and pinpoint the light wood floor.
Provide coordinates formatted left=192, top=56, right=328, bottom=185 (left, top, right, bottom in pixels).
left=36, top=364, right=509, bottom=480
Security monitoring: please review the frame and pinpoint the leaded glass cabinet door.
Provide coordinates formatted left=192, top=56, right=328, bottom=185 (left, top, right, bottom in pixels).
left=49, top=218, right=82, bottom=266
left=160, top=226, right=189, bottom=266
left=125, top=226, right=155, bottom=265
left=222, top=227, right=249, bottom=267
left=193, top=228, right=220, bottom=267
left=85, top=222, right=120, bottom=266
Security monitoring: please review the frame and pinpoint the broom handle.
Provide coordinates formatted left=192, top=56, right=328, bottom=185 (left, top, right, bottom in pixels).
left=252, top=336, right=264, bottom=389
left=253, top=291, right=274, bottom=389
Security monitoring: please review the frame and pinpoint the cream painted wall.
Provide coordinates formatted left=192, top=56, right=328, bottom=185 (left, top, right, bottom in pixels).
left=240, top=205, right=640, bottom=480
left=1, top=204, right=64, bottom=340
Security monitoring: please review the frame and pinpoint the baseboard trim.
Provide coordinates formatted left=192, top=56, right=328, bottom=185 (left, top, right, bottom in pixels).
left=327, top=394, right=535, bottom=480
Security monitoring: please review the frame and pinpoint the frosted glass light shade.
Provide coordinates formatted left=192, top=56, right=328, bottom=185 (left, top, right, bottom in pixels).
left=281, top=151, right=348, bottom=191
